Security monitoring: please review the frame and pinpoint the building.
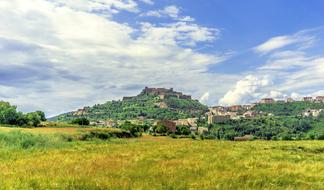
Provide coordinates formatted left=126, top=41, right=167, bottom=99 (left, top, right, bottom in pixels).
left=208, top=114, right=230, bottom=124
left=286, top=97, right=295, bottom=103
left=259, top=98, right=275, bottom=104
left=229, top=105, right=242, bottom=112
left=315, top=96, right=324, bottom=103
left=198, top=127, right=209, bottom=134
left=276, top=100, right=285, bottom=103
left=242, top=105, right=253, bottom=110
left=303, top=97, right=313, bottom=102
left=174, top=118, right=197, bottom=127
left=302, top=109, right=323, bottom=118
left=243, top=111, right=257, bottom=118
left=142, top=87, right=191, bottom=100
left=90, top=120, right=117, bottom=127
left=155, top=120, right=177, bottom=133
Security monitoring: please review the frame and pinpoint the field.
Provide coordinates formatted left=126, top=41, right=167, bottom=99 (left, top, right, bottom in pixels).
left=0, top=127, right=324, bottom=190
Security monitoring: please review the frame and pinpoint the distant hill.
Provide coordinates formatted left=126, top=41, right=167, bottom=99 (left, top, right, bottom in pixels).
left=252, top=101, right=324, bottom=116
left=51, top=87, right=208, bottom=121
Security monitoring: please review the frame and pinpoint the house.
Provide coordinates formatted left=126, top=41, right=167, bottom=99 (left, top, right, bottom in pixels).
left=259, top=98, right=275, bottom=104
left=229, top=105, right=242, bottom=112
left=242, top=105, right=253, bottom=110
left=315, top=96, right=324, bottom=103
left=198, top=127, right=208, bottom=134
left=303, top=97, right=313, bottom=102
left=286, top=97, right=295, bottom=103
left=209, top=106, right=227, bottom=114
left=174, top=118, right=197, bottom=127
left=243, top=111, right=257, bottom=118
left=303, top=109, right=323, bottom=118
left=155, top=120, right=177, bottom=132
left=207, top=114, right=230, bottom=124
left=90, top=120, right=117, bottom=127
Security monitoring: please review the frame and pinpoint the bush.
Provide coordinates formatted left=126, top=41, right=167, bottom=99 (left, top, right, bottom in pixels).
left=169, top=133, right=177, bottom=139
left=189, top=134, right=196, bottom=140
left=71, top=118, right=90, bottom=126
left=119, top=121, right=143, bottom=137
left=280, top=133, right=293, bottom=141
left=316, top=134, right=324, bottom=140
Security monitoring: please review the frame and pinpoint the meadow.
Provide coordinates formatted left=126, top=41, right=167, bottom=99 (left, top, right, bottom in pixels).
left=0, top=127, right=324, bottom=190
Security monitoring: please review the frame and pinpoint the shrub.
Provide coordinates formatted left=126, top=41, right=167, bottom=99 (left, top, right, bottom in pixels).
left=280, top=133, right=293, bottom=141
left=316, top=134, right=324, bottom=140
left=189, top=134, right=196, bottom=140
left=169, top=133, right=177, bottom=139
left=71, top=118, right=90, bottom=126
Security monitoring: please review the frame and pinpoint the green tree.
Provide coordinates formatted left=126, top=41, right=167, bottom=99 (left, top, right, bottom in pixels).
left=25, top=112, right=42, bottom=127
left=71, top=118, right=90, bottom=126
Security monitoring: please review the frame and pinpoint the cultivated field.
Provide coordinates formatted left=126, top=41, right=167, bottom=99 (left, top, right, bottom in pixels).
left=0, top=127, right=324, bottom=190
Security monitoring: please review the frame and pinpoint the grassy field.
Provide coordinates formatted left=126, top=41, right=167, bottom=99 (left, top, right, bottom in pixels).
left=0, top=127, right=323, bottom=189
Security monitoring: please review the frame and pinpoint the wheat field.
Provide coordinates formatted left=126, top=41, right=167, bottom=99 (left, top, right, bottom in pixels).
left=0, top=129, right=323, bottom=190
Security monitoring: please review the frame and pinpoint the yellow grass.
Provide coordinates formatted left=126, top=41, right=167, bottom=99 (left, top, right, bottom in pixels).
left=0, top=128, right=323, bottom=189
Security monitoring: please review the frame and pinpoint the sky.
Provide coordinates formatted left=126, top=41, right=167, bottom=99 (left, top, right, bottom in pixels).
left=0, top=0, right=323, bottom=117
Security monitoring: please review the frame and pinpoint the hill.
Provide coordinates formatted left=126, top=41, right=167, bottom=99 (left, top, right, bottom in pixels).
left=52, top=87, right=208, bottom=121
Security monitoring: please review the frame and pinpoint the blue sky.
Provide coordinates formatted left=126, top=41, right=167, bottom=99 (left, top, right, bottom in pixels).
left=0, top=0, right=323, bottom=116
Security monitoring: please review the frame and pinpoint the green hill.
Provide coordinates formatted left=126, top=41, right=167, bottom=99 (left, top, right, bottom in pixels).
left=52, top=87, right=208, bottom=121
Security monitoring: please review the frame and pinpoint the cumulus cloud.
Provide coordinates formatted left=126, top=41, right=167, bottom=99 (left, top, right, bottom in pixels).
left=0, top=0, right=234, bottom=116
left=219, top=75, right=273, bottom=106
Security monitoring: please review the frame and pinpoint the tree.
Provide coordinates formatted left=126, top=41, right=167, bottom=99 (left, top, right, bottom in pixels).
left=35, top=111, right=47, bottom=121
left=155, top=124, right=168, bottom=134
left=25, top=112, right=42, bottom=127
left=71, top=118, right=90, bottom=126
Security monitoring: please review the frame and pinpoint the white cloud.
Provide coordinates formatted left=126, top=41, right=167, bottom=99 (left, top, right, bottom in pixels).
left=139, top=0, right=154, bottom=5
left=0, top=0, right=233, bottom=116
left=219, top=75, right=273, bottom=106
left=141, top=5, right=195, bottom=22
left=254, top=32, right=315, bottom=54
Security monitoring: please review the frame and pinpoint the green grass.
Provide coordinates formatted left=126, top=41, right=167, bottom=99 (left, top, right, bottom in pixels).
left=0, top=130, right=323, bottom=189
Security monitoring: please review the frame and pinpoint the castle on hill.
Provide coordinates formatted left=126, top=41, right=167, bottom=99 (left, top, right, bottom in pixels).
left=141, top=87, right=192, bottom=100
left=123, top=87, right=192, bottom=101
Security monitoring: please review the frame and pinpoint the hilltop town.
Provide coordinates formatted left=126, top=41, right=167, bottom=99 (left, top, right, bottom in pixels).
left=49, top=87, right=324, bottom=140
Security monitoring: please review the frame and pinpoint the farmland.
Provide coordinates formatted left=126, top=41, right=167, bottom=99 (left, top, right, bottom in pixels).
left=0, top=127, right=323, bottom=190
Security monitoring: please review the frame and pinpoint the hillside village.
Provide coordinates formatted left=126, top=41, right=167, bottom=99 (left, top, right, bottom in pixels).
left=58, top=88, right=324, bottom=139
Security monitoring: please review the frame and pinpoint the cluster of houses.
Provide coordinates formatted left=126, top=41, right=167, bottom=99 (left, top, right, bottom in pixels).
left=154, top=118, right=209, bottom=134
left=206, top=96, right=324, bottom=125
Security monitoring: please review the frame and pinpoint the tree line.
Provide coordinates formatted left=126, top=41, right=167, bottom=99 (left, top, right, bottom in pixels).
left=0, top=101, right=46, bottom=127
